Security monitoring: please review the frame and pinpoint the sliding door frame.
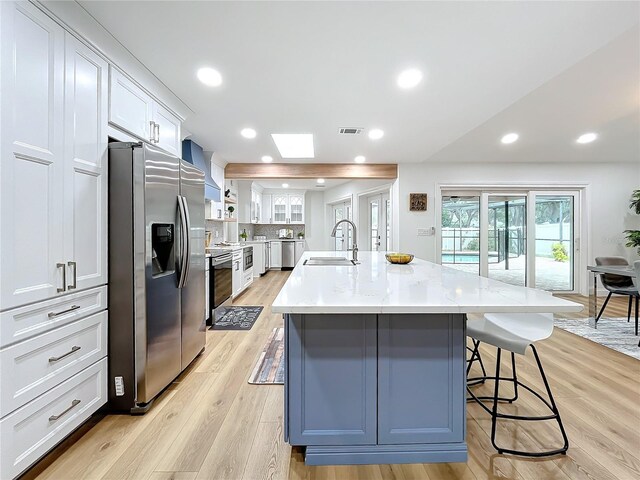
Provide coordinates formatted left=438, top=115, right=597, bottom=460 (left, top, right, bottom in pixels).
left=436, top=183, right=589, bottom=295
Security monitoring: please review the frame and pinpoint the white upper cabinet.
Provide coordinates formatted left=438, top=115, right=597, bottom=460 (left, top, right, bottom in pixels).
left=0, top=3, right=109, bottom=310
left=108, top=67, right=153, bottom=142
left=272, top=194, right=288, bottom=224
left=289, top=194, right=305, bottom=224
left=152, top=102, right=181, bottom=157
left=0, top=1, right=66, bottom=309
left=109, top=66, right=181, bottom=155
left=63, top=34, right=108, bottom=292
left=268, top=192, right=305, bottom=224
left=261, top=194, right=272, bottom=224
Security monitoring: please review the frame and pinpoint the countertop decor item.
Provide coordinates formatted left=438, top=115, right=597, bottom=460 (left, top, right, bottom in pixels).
left=297, top=232, right=305, bottom=239
left=227, top=205, right=235, bottom=218
left=240, top=229, right=248, bottom=241
left=385, top=252, right=415, bottom=264
left=409, top=193, right=428, bottom=211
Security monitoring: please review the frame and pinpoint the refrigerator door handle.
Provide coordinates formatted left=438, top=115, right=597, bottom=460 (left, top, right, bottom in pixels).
left=182, top=195, right=192, bottom=286
left=177, top=195, right=189, bottom=288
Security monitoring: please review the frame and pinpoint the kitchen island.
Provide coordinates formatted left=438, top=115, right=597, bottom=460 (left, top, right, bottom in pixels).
left=271, top=251, right=582, bottom=466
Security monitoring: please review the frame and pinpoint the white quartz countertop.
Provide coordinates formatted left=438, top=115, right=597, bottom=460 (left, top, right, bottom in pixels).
left=271, top=251, right=583, bottom=315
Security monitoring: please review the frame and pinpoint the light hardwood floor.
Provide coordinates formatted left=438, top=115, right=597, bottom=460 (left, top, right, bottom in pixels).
left=26, top=272, right=640, bottom=480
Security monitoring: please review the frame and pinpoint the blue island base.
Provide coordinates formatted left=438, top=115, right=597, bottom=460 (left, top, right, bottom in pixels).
left=304, top=443, right=468, bottom=466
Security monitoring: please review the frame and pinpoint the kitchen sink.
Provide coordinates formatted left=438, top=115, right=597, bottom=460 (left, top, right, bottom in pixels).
left=303, top=257, right=357, bottom=266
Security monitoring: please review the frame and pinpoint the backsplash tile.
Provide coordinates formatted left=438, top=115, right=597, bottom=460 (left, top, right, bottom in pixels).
left=253, top=223, right=305, bottom=239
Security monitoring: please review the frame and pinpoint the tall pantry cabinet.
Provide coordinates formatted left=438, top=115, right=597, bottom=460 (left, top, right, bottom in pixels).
left=0, top=2, right=108, bottom=479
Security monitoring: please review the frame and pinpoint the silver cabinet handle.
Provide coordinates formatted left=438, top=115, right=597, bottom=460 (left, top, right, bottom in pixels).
left=49, top=399, right=81, bottom=422
left=57, top=263, right=66, bottom=293
left=48, top=304, right=81, bottom=318
left=67, top=261, right=77, bottom=289
left=49, top=345, right=81, bottom=363
left=154, top=123, right=160, bottom=143
left=149, top=121, right=156, bottom=142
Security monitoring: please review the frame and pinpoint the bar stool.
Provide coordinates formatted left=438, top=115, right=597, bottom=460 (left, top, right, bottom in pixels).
left=466, top=312, right=569, bottom=457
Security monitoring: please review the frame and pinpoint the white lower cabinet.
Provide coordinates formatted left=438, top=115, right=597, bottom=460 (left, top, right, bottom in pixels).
left=243, top=268, right=254, bottom=289
left=0, top=287, right=108, bottom=479
left=270, top=241, right=282, bottom=269
left=0, top=358, right=107, bottom=480
left=295, top=241, right=306, bottom=266
left=232, top=252, right=242, bottom=297
left=0, top=311, right=107, bottom=417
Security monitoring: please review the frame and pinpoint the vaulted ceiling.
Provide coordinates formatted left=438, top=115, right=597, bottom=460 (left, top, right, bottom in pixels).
left=80, top=1, right=639, bottom=164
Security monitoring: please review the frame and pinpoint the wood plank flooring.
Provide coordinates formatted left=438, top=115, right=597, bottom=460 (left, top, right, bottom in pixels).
left=26, top=273, right=639, bottom=480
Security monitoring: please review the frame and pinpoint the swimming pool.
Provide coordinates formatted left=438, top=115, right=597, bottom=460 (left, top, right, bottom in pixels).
left=442, top=253, right=479, bottom=263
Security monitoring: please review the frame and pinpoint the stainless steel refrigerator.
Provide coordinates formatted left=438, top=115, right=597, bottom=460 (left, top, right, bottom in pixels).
left=108, top=142, right=206, bottom=413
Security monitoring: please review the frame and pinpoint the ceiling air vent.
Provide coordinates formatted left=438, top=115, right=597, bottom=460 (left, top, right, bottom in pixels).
left=338, top=127, right=363, bottom=135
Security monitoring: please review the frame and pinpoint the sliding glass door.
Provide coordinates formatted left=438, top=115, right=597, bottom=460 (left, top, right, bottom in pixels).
left=440, top=189, right=579, bottom=292
left=487, top=195, right=527, bottom=287
left=368, top=193, right=390, bottom=252
left=441, top=196, right=481, bottom=274
left=332, top=201, right=352, bottom=251
left=534, top=195, right=574, bottom=291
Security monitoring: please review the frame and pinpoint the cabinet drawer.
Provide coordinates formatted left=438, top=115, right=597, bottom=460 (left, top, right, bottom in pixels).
left=0, top=311, right=107, bottom=417
left=0, top=358, right=107, bottom=480
left=243, top=270, right=253, bottom=288
left=0, top=286, right=107, bottom=348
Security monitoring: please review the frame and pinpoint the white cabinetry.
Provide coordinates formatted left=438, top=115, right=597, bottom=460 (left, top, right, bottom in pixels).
left=272, top=194, right=288, bottom=224
left=0, top=1, right=66, bottom=308
left=109, top=67, right=181, bottom=155
left=0, top=4, right=108, bottom=309
left=268, top=192, right=305, bottom=224
left=261, top=194, right=272, bottom=224
left=64, top=34, right=108, bottom=293
left=0, top=4, right=108, bottom=478
left=270, top=241, right=283, bottom=268
left=108, top=67, right=153, bottom=141
left=251, top=189, right=262, bottom=224
left=295, top=240, right=306, bottom=266
left=232, top=251, right=242, bottom=297
left=289, top=194, right=305, bottom=224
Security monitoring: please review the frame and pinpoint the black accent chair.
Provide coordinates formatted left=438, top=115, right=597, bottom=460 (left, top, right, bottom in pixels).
left=595, top=256, right=639, bottom=336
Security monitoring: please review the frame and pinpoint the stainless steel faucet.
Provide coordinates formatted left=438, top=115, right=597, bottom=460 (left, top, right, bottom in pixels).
left=331, top=219, right=358, bottom=263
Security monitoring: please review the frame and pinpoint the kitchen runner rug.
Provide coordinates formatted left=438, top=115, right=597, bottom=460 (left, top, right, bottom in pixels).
left=210, top=306, right=264, bottom=331
left=554, top=317, right=639, bottom=360
left=249, top=327, right=285, bottom=385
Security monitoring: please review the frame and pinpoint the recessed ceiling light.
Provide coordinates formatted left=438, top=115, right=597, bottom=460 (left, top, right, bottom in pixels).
left=354, top=155, right=366, bottom=163
left=197, top=67, right=222, bottom=87
left=397, top=68, right=423, bottom=89
left=241, top=128, right=256, bottom=139
left=368, top=129, right=384, bottom=140
left=501, top=133, right=519, bottom=144
left=271, top=134, right=314, bottom=158
left=261, top=155, right=273, bottom=163
left=576, top=132, right=598, bottom=144
left=282, top=183, right=289, bottom=188
left=317, top=178, right=325, bottom=184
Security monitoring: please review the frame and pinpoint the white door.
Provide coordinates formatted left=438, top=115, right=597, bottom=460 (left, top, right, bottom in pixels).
left=368, top=193, right=390, bottom=252
left=0, top=2, right=66, bottom=309
left=109, top=67, right=154, bottom=142
left=288, top=194, right=304, bottom=224
left=152, top=102, right=181, bottom=156
left=332, top=201, right=352, bottom=251
left=63, top=34, right=108, bottom=292
left=273, top=195, right=288, bottom=224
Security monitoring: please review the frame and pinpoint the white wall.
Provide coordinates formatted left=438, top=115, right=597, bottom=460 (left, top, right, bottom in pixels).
left=304, top=191, right=325, bottom=250
left=396, top=161, right=640, bottom=293
left=323, top=180, right=393, bottom=250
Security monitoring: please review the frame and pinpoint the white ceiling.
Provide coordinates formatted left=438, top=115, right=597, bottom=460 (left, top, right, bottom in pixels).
left=79, top=1, right=640, bottom=164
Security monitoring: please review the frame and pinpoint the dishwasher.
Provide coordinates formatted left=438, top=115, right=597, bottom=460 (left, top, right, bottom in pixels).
left=281, top=241, right=295, bottom=268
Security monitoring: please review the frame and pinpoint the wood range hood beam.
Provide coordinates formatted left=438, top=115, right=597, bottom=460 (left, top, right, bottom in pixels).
left=224, top=163, right=398, bottom=179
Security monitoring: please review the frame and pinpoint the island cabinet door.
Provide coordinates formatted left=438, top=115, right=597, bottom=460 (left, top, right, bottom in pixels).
left=377, top=314, right=466, bottom=445
left=287, top=314, right=377, bottom=446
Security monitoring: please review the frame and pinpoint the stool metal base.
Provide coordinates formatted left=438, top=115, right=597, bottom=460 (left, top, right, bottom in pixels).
left=466, top=343, right=569, bottom=458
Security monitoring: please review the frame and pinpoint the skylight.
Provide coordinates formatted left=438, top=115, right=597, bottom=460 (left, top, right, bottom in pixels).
left=271, top=134, right=314, bottom=158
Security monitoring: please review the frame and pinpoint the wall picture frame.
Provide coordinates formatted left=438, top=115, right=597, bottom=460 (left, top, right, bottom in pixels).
left=409, top=193, right=428, bottom=212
